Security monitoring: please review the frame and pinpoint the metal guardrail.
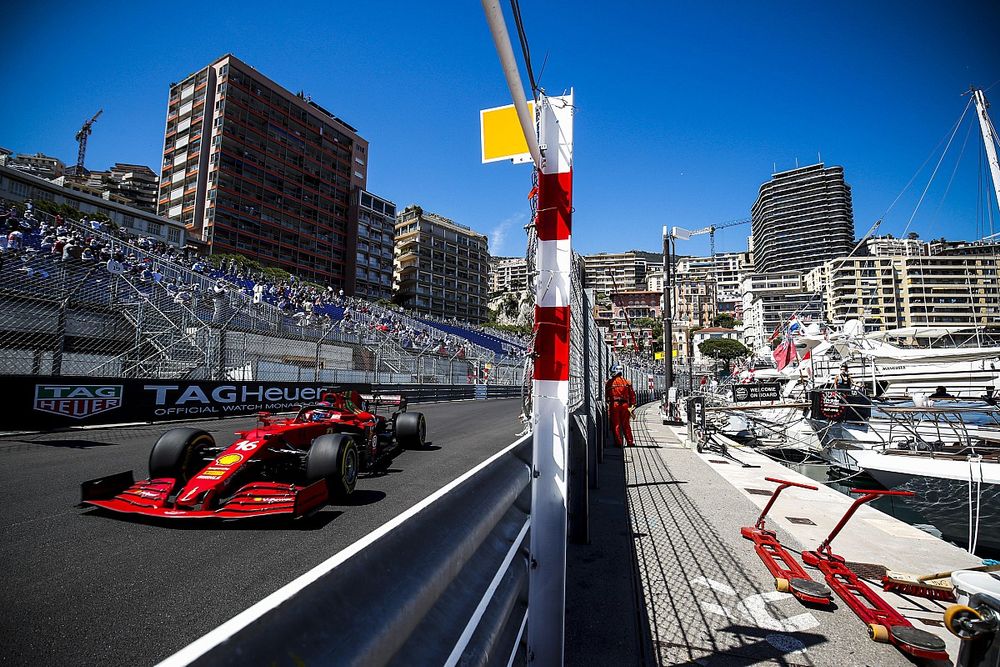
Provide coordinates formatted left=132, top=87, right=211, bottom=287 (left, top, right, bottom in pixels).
left=158, top=434, right=533, bottom=667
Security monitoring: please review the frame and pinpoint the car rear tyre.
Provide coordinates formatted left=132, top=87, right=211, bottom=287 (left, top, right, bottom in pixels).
left=149, top=428, right=215, bottom=481
left=396, top=412, right=427, bottom=449
left=308, top=434, right=358, bottom=500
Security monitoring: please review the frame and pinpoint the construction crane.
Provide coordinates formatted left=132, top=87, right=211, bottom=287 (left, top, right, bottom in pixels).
left=683, top=217, right=751, bottom=259
left=74, top=109, right=103, bottom=172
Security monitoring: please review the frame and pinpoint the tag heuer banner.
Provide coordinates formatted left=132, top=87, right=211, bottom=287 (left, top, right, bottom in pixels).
left=9, top=375, right=370, bottom=431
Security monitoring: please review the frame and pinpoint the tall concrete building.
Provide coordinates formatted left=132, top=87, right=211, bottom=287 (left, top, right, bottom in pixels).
left=393, top=205, right=489, bottom=323
left=354, top=190, right=395, bottom=301
left=751, top=163, right=854, bottom=275
left=157, top=54, right=369, bottom=287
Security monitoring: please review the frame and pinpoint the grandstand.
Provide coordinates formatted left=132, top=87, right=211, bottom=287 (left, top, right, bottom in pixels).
left=0, top=199, right=527, bottom=385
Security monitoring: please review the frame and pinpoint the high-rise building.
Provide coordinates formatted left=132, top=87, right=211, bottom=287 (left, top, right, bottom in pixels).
left=157, top=54, right=368, bottom=287
left=354, top=190, right=395, bottom=301
left=751, top=163, right=854, bottom=275
left=393, top=205, right=489, bottom=323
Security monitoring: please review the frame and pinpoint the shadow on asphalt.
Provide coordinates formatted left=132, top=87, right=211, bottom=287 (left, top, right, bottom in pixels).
left=11, top=438, right=120, bottom=449
left=335, top=489, right=387, bottom=507
left=627, top=480, right=689, bottom=488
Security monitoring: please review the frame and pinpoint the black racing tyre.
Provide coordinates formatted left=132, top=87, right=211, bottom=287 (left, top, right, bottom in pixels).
left=307, top=434, right=358, bottom=500
left=149, top=428, right=215, bottom=481
left=396, top=412, right=427, bottom=449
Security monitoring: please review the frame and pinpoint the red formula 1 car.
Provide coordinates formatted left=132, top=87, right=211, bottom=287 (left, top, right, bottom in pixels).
left=80, top=389, right=427, bottom=520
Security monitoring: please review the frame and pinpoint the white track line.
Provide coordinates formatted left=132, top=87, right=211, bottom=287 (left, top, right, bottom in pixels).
left=157, top=431, right=532, bottom=667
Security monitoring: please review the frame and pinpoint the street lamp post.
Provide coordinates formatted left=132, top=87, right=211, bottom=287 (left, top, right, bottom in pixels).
left=661, top=226, right=673, bottom=403
left=663, top=225, right=692, bottom=421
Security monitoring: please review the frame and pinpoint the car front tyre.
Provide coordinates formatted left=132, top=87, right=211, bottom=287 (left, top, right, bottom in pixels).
left=308, top=434, right=358, bottom=500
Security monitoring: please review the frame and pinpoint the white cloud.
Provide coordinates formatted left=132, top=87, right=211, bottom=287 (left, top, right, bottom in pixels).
left=490, top=211, right=527, bottom=255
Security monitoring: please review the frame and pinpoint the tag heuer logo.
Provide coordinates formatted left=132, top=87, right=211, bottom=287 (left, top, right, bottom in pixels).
left=34, top=384, right=123, bottom=419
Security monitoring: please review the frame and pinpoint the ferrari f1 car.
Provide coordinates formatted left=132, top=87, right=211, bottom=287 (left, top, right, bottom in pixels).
left=80, top=389, right=427, bottom=519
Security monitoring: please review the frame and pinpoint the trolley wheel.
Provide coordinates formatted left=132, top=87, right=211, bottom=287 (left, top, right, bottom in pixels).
left=774, top=577, right=790, bottom=593
left=944, top=604, right=983, bottom=640
left=867, top=623, right=890, bottom=643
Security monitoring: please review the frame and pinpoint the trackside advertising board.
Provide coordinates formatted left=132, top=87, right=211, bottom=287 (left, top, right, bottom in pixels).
left=8, top=375, right=370, bottom=431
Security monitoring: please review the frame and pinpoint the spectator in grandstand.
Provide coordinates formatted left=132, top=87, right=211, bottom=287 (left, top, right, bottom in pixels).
left=7, top=228, right=23, bottom=252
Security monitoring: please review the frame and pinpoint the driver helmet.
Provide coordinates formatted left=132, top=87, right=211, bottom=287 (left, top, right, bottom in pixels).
left=611, top=364, right=623, bottom=376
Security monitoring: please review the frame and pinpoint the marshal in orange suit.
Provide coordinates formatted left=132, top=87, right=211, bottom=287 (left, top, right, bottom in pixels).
left=605, top=364, right=637, bottom=447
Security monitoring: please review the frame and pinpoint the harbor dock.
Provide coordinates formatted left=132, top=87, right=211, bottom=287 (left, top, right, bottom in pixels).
left=567, top=402, right=982, bottom=666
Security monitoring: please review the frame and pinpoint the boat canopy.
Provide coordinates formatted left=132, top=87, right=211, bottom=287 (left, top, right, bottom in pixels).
left=838, top=338, right=1000, bottom=363
left=866, top=326, right=975, bottom=340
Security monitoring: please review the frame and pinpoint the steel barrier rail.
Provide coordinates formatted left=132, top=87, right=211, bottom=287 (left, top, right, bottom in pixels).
left=158, top=434, right=533, bottom=667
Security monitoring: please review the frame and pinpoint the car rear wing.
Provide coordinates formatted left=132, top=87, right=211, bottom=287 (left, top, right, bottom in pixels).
left=360, top=393, right=408, bottom=411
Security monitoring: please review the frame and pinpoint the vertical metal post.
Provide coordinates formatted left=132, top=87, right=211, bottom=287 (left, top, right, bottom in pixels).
left=53, top=298, right=68, bottom=376
left=662, top=229, right=674, bottom=410
left=528, top=93, right=574, bottom=667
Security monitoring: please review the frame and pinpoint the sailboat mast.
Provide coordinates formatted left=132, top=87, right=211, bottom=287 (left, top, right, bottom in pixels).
left=972, top=87, right=1000, bottom=219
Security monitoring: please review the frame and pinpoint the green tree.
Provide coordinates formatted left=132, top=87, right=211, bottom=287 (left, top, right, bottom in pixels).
left=698, top=338, right=749, bottom=361
left=713, top=313, right=740, bottom=329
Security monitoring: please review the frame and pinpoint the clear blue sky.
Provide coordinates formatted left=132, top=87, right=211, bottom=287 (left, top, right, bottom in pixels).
left=2, top=1, right=998, bottom=258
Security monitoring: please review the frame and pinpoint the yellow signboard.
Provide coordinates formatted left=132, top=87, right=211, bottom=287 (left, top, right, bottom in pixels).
left=480, top=101, right=535, bottom=164
left=654, top=351, right=664, bottom=360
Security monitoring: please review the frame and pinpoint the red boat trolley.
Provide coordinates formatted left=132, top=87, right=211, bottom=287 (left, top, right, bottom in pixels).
left=801, top=488, right=948, bottom=662
left=741, top=477, right=833, bottom=605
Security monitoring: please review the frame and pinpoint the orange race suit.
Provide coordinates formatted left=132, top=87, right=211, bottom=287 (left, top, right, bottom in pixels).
left=605, top=375, right=637, bottom=447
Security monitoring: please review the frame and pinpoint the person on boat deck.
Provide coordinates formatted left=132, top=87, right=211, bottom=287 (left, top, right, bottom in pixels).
left=929, top=386, right=955, bottom=399
left=834, top=364, right=853, bottom=390
left=983, top=387, right=998, bottom=406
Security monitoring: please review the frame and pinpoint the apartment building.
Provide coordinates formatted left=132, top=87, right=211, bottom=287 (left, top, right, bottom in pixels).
left=354, top=190, right=395, bottom=301
left=489, top=256, right=529, bottom=295
left=751, top=163, right=855, bottom=274
left=606, top=290, right=662, bottom=352
left=157, top=54, right=368, bottom=287
left=741, top=272, right=822, bottom=351
left=584, top=251, right=660, bottom=295
left=393, top=205, right=489, bottom=323
left=808, top=252, right=1000, bottom=329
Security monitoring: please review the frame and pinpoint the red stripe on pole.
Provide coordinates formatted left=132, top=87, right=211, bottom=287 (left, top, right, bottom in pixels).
left=533, top=305, right=570, bottom=381
left=536, top=171, right=572, bottom=241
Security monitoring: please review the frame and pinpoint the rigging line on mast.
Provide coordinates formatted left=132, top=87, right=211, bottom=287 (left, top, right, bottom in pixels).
left=881, top=97, right=974, bottom=221
left=928, top=118, right=975, bottom=232
left=902, top=97, right=974, bottom=236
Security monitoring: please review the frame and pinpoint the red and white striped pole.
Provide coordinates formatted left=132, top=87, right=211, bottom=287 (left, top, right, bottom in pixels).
left=528, top=92, right=573, bottom=665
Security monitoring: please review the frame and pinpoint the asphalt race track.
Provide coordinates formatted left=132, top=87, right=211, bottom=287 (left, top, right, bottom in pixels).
left=0, top=398, right=523, bottom=666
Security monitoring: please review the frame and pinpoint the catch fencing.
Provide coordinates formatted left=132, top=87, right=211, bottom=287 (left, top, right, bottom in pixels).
left=0, top=208, right=524, bottom=387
